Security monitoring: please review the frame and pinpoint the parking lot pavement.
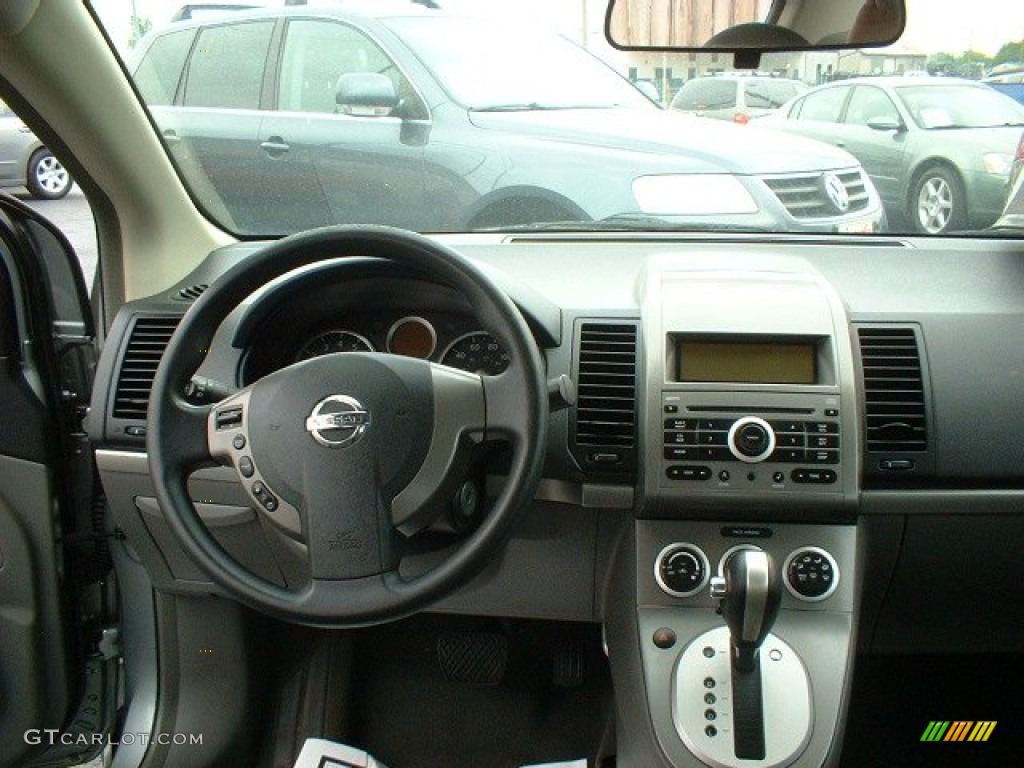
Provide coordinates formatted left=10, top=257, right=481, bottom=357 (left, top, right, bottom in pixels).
left=16, top=185, right=98, bottom=290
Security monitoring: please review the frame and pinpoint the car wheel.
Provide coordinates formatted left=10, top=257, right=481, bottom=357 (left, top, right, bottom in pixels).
left=912, top=166, right=965, bottom=235
left=26, top=148, right=72, bottom=200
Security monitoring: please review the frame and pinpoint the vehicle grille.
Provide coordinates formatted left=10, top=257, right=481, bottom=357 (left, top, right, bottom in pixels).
left=761, top=169, right=871, bottom=219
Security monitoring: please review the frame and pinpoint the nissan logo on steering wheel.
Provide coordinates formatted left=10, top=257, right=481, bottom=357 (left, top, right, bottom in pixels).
left=305, top=394, right=370, bottom=448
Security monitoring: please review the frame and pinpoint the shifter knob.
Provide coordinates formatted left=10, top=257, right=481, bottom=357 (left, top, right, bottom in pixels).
left=718, top=549, right=782, bottom=673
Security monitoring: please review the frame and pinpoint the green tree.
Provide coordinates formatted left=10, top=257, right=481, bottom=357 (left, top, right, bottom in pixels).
left=128, top=16, right=152, bottom=48
left=992, top=39, right=1024, bottom=67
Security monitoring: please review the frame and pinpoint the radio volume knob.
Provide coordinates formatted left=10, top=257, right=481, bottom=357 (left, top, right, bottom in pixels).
left=728, top=416, right=776, bottom=463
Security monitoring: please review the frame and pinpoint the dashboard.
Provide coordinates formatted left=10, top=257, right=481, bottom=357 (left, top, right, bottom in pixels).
left=88, top=231, right=1024, bottom=651
left=87, top=231, right=1024, bottom=768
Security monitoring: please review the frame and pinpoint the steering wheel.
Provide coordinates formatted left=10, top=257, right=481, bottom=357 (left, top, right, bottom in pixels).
left=147, top=226, right=547, bottom=625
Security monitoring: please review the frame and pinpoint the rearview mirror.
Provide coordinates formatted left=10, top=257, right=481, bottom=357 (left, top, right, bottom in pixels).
left=605, top=0, right=905, bottom=51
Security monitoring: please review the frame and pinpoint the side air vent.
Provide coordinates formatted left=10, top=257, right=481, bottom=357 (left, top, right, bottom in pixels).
left=857, top=326, right=928, bottom=454
left=572, top=321, right=638, bottom=474
left=174, top=283, right=209, bottom=301
left=112, top=316, right=181, bottom=419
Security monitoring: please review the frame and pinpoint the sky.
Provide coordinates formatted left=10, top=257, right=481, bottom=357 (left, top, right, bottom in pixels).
left=92, top=0, right=1024, bottom=57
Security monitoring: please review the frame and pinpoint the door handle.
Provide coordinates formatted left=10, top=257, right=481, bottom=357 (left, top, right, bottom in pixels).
left=162, top=130, right=181, bottom=145
left=260, top=136, right=291, bottom=155
left=835, top=140, right=846, bottom=147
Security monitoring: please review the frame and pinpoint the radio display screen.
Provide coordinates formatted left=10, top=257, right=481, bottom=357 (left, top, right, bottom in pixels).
left=676, top=339, right=817, bottom=384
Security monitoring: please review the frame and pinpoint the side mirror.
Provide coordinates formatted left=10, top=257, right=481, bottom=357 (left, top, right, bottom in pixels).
left=336, top=73, right=399, bottom=117
left=866, top=116, right=905, bottom=132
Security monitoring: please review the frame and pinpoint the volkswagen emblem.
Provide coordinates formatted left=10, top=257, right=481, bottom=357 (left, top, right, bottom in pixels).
left=823, top=172, right=850, bottom=213
left=305, top=395, right=370, bottom=448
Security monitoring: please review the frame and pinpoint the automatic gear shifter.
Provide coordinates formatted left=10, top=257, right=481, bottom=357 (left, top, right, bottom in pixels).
left=713, top=549, right=782, bottom=673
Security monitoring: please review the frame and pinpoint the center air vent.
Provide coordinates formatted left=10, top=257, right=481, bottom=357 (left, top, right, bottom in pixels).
left=857, top=326, right=928, bottom=453
left=112, top=316, right=181, bottom=420
left=572, top=322, right=638, bottom=474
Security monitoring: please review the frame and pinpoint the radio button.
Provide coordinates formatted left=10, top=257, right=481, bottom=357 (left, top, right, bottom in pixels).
left=808, top=434, right=840, bottom=449
left=791, top=468, right=837, bottom=484
left=778, top=433, right=805, bottom=448
left=665, top=418, right=695, bottom=430
left=700, top=446, right=733, bottom=461
left=699, top=419, right=732, bottom=431
left=806, top=421, right=840, bottom=434
left=808, top=450, right=840, bottom=464
left=664, top=446, right=697, bottom=460
left=701, top=431, right=727, bottom=446
left=771, top=420, right=804, bottom=433
left=665, top=431, right=698, bottom=445
left=772, top=448, right=805, bottom=463
left=666, top=465, right=712, bottom=481
left=728, top=417, right=776, bottom=463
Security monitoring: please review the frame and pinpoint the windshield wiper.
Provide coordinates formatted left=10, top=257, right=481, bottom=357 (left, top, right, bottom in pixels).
left=477, top=213, right=772, bottom=233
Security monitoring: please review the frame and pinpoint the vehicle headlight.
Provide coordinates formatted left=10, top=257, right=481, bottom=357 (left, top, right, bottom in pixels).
left=632, top=174, right=759, bottom=215
left=983, top=153, right=1013, bottom=176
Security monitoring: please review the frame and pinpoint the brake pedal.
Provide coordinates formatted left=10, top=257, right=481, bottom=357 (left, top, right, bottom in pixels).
left=437, top=631, right=509, bottom=686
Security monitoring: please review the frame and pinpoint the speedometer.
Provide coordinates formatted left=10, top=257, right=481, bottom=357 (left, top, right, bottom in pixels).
left=440, top=332, right=510, bottom=375
left=296, top=330, right=374, bottom=361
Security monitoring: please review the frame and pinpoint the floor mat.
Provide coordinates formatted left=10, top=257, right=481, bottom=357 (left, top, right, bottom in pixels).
left=349, top=615, right=612, bottom=768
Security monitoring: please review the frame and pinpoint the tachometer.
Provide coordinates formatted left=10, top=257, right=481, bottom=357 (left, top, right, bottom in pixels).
left=440, top=332, right=510, bottom=375
left=296, top=330, right=374, bottom=361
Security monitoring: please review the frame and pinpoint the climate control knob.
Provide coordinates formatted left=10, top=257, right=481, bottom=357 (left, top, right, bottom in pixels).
left=728, top=416, right=776, bottom=463
left=783, top=547, right=840, bottom=601
left=655, top=543, right=710, bottom=598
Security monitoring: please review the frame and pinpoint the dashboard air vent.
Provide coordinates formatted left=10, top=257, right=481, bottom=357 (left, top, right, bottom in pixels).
left=857, top=326, right=927, bottom=452
left=572, top=322, right=638, bottom=473
left=175, top=283, right=209, bottom=301
left=112, top=316, right=181, bottom=419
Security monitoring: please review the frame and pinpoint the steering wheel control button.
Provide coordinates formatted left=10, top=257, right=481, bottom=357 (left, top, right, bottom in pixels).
left=238, top=456, right=255, bottom=478
left=784, top=547, right=840, bottom=602
left=232, top=434, right=246, bottom=450
left=655, top=543, right=710, bottom=597
left=728, top=416, right=776, bottom=463
left=653, top=628, right=677, bottom=649
left=703, top=677, right=716, bottom=689
left=305, top=394, right=370, bottom=448
left=215, top=406, right=243, bottom=431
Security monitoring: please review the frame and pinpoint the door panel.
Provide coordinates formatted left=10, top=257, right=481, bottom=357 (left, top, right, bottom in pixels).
left=0, top=194, right=95, bottom=767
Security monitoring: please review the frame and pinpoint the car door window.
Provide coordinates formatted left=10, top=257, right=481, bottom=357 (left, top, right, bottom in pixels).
left=133, top=28, right=197, bottom=106
left=794, top=86, right=848, bottom=122
left=182, top=21, right=274, bottom=109
left=844, top=86, right=900, bottom=126
left=278, top=19, right=422, bottom=117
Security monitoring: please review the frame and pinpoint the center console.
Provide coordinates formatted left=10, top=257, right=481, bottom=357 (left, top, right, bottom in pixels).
left=626, top=256, right=860, bottom=768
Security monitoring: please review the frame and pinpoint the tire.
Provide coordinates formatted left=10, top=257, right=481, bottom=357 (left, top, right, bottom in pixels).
left=26, top=148, right=72, bottom=200
left=911, top=165, right=965, bottom=235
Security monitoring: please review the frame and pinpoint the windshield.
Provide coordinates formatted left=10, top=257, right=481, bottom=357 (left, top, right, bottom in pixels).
left=95, top=0, right=1024, bottom=239
left=897, top=84, right=1024, bottom=128
left=382, top=17, right=653, bottom=110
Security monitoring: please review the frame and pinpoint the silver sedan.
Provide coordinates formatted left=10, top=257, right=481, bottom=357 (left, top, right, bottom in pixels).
left=0, top=99, right=72, bottom=199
